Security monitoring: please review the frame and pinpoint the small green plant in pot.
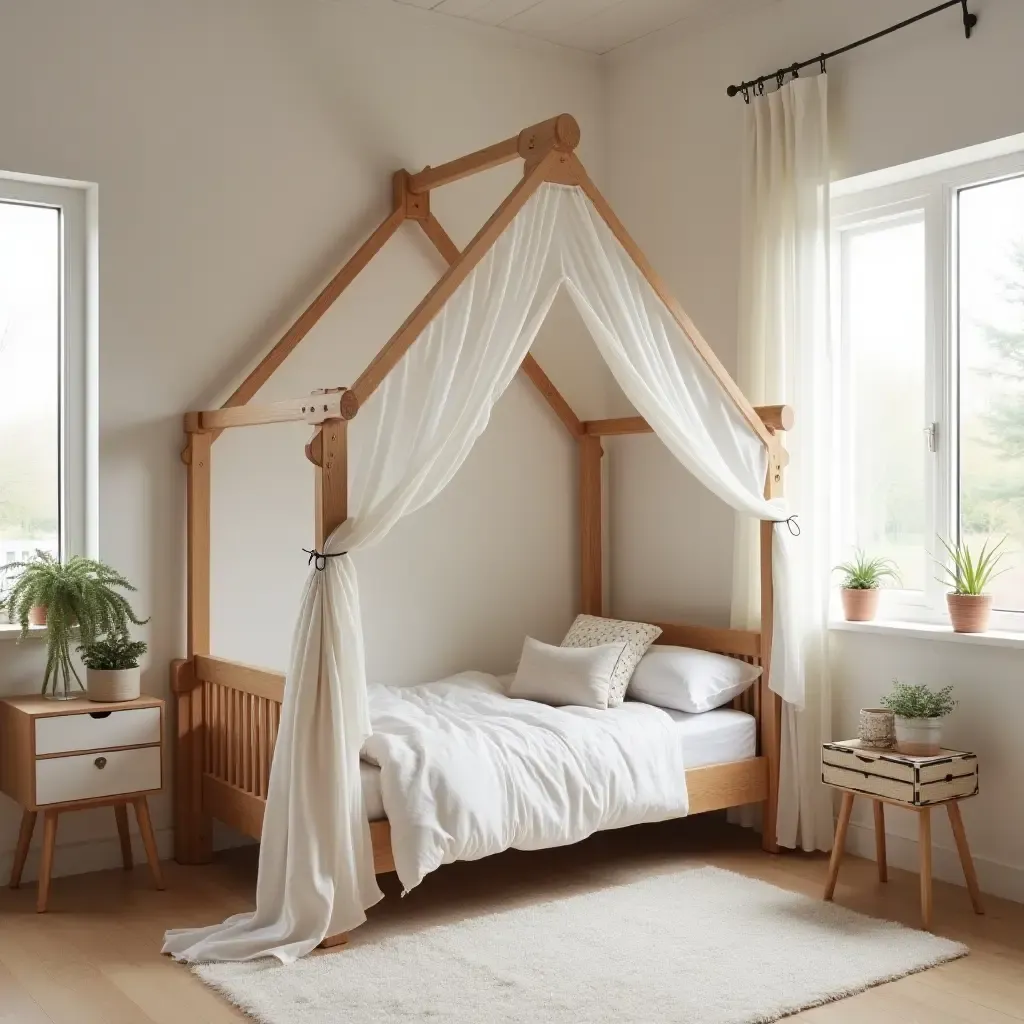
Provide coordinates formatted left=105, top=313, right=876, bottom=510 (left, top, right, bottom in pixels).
left=2, top=552, right=148, bottom=700
left=833, top=550, right=901, bottom=622
left=936, top=536, right=1008, bottom=633
left=79, top=635, right=148, bottom=703
left=880, top=681, right=956, bottom=756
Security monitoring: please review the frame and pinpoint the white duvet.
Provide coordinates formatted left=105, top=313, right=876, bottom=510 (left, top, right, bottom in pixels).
left=362, top=671, right=690, bottom=892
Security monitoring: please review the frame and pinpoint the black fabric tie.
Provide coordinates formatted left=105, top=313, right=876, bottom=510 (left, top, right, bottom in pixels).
left=303, top=548, right=347, bottom=571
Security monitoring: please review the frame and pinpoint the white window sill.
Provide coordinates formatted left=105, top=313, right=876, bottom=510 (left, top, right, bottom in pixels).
left=829, top=618, right=1024, bottom=651
left=0, top=623, right=48, bottom=643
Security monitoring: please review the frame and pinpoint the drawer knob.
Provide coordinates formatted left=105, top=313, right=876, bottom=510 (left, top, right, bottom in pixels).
left=94, top=756, right=107, bottom=770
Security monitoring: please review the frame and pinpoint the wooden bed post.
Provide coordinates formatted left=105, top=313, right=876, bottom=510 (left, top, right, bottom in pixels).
left=579, top=435, right=603, bottom=616
left=310, top=416, right=349, bottom=548
left=307, top=401, right=351, bottom=951
left=759, top=439, right=785, bottom=855
left=176, top=428, right=213, bottom=864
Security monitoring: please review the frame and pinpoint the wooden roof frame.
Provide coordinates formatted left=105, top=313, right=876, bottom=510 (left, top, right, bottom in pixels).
left=183, top=113, right=786, bottom=451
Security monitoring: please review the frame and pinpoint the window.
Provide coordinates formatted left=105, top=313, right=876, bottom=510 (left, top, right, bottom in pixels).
left=0, top=176, right=90, bottom=622
left=833, top=147, right=1024, bottom=629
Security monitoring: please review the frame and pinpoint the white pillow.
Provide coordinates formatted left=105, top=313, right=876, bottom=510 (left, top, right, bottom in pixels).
left=560, top=614, right=662, bottom=708
left=509, top=636, right=627, bottom=711
left=627, top=645, right=762, bottom=714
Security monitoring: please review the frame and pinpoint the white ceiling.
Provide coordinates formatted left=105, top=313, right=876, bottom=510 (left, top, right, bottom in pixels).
left=390, top=0, right=719, bottom=54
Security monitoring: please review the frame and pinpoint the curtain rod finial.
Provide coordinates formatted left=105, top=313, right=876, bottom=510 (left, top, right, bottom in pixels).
left=727, top=84, right=739, bottom=97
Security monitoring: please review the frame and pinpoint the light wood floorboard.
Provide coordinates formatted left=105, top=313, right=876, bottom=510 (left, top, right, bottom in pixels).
left=0, top=817, right=1020, bottom=1023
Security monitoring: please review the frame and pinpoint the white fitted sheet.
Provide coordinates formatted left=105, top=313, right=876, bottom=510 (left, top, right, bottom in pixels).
left=359, top=703, right=756, bottom=823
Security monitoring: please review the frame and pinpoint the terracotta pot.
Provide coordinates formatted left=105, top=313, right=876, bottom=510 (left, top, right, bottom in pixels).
left=840, top=588, right=880, bottom=622
left=28, top=605, right=47, bottom=627
left=946, top=593, right=992, bottom=633
left=895, top=716, right=943, bottom=757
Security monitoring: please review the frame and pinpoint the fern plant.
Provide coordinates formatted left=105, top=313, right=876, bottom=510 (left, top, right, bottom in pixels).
left=1, top=552, right=148, bottom=698
left=935, top=536, right=1008, bottom=595
left=880, top=681, right=956, bottom=719
left=78, top=635, right=148, bottom=671
left=833, top=549, right=901, bottom=590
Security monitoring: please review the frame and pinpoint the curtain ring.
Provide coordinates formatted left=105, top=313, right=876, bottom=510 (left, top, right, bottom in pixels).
left=819, top=53, right=827, bottom=74
left=742, top=85, right=750, bottom=104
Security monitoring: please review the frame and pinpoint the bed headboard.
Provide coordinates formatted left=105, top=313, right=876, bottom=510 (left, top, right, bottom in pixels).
left=650, top=622, right=761, bottom=665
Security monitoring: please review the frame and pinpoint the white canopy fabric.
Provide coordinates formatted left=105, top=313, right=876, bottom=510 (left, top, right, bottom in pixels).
left=163, top=182, right=800, bottom=964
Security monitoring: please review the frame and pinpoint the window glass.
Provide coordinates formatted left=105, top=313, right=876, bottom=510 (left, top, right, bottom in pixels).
left=959, top=175, right=1024, bottom=611
left=841, top=216, right=928, bottom=591
left=0, top=201, right=61, bottom=613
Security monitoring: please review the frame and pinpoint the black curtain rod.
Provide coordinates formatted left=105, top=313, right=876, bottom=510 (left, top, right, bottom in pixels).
left=726, top=0, right=978, bottom=100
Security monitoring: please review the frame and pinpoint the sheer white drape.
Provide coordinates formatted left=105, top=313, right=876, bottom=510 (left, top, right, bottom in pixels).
left=165, top=181, right=805, bottom=963
left=732, top=75, right=834, bottom=852
left=163, top=186, right=564, bottom=965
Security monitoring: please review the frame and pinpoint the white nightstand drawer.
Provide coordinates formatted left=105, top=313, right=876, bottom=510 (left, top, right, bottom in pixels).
left=35, top=706, right=161, bottom=756
left=35, top=745, right=161, bottom=805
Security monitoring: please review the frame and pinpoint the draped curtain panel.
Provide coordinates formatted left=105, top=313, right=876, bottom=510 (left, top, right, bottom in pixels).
left=166, top=181, right=803, bottom=964
left=732, top=75, right=834, bottom=853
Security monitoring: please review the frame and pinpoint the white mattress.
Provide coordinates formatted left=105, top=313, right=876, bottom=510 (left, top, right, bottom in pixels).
left=359, top=704, right=756, bottom=823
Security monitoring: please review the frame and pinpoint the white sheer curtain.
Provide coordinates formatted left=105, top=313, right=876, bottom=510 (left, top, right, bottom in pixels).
left=165, top=181, right=807, bottom=963
left=732, top=75, right=834, bottom=852
left=163, top=186, right=564, bottom=964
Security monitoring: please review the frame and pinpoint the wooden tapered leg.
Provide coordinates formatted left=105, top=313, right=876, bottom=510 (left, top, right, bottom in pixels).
left=946, top=800, right=984, bottom=915
left=873, top=800, right=887, bottom=883
left=919, top=806, right=933, bottom=930
left=36, top=811, right=58, bottom=913
left=824, top=791, right=855, bottom=901
left=9, top=810, right=36, bottom=889
left=318, top=933, right=349, bottom=949
left=132, top=797, right=165, bottom=891
left=114, top=804, right=133, bottom=870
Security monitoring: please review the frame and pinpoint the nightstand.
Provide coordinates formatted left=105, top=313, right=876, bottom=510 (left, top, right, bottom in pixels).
left=0, top=693, right=166, bottom=911
left=821, top=739, right=982, bottom=929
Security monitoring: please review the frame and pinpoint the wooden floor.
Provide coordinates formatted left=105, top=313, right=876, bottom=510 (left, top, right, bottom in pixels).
left=1, top=817, right=1021, bottom=1023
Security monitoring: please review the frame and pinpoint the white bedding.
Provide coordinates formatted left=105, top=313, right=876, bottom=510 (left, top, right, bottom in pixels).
left=359, top=701, right=755, bottom=823
left=360, top=671, right=694, bottom=892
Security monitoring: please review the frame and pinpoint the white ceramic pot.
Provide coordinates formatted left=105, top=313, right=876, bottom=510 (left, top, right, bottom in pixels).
left=86, top=667, right=141, bottom=703
left=894, top=716, right=943, bottom=757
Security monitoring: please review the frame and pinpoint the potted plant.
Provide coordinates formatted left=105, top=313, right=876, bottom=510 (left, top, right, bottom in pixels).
left=936, top=536, right=1008, bottom=633
left=833, top=550, right=901, bottom=621
left=1, top=552, right=148, bottom=700
left=78, top=634, right=148, bottom=703
left=880, top=680, right=956, bottom=756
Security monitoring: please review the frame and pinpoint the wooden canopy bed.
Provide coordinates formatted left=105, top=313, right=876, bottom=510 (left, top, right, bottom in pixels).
left=171, top=114, right=792, bottom=904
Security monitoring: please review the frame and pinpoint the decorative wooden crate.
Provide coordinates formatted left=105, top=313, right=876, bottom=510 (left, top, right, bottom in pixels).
left=822, top=739, right=978, bottom=807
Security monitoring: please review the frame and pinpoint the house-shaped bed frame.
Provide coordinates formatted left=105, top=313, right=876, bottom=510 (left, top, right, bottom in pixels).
left=171, top=114, right=792, bottom=886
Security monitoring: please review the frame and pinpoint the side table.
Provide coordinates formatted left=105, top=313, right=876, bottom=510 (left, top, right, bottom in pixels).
left=821, top=739, right=982, bottom=929
left=0, top=693, right=166, bottom=911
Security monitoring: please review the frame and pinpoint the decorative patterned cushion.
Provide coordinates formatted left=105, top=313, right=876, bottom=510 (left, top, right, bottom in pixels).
left=560, top=614, right=662, bottom=708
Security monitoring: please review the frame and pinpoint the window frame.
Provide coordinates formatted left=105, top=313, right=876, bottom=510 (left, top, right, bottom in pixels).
left=831, top=148, right=1024, bottom=632
left=0, top=174, right=94, bottom=622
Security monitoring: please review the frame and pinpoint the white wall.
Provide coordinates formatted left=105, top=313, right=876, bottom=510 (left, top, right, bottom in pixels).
left=607, top=0, right=1024, bottom=900
left=0, top=0, right=605, bottom=880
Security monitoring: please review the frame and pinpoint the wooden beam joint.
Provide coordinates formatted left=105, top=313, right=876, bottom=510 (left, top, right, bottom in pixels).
left=393, top=169, right=429, bottom=222
left=303, top=387, right=359, bottom=425
left=755, top=404, right=795, bottom=434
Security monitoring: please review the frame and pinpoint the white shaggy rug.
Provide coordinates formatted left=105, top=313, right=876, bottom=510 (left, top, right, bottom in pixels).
left=194, top=867, right=967, bottom=1024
